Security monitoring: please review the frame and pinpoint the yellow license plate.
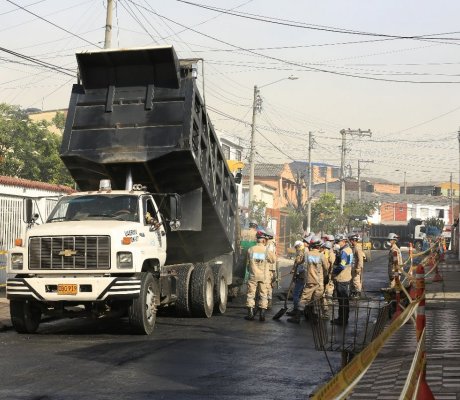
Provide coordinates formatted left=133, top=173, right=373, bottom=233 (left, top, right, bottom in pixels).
left=57, top=284, right=78, bottom=295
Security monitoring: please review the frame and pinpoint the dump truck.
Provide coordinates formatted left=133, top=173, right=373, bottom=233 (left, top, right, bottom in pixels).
left=369, top=218, right=426, bottom=251
left=6, top=46, right=241, bottom=335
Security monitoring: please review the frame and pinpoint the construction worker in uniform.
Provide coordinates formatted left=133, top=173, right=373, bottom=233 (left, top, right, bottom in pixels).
left=387, top=233, right=402, bottom=288
left=349, top=233, right=364, bottom=300
left=331, top=234, right=353, bottom=325
left=244, top=229, right=276, bottom=322
left=320, top=240, right=335, bottom=319
left=286, top=240, right=305, bottom=317
left=265, top=228, right=277, bottom=309
left=241, top=219, right=258, bottom=242
left=288, top=236, right=327, bottom=324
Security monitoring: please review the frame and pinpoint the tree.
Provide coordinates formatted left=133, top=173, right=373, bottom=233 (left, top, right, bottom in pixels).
left=51, top=111, right=66, bottom=134
left=0, top=103, right=74, bottom=186
left=286, top=207, right=304, bottom=245
left=311, top=193, right=341, bottom=234
left=249, top=199, right=268, bottom=227
left=343, top=199, right=378, bottom=231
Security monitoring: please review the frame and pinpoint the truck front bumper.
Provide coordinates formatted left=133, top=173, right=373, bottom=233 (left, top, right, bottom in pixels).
left=6, top=276, right=141, bottom=302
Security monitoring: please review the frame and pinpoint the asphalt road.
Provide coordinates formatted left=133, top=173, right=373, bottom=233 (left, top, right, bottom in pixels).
left=0, top=250, right=391, bottom=400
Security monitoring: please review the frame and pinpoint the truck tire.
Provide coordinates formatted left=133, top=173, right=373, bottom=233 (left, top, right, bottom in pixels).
left=190, top=263, right=215, bottom=318
left=372, top=240, right=382, bottom=250
left=383, top=241, right=391, bottom=250
left=175, top=264, right=194, bottom=317
left=414, top=241, right=422, bottom=252
left=10, top=299, right=41, bottom=334
left=212, top=264, right=228, bottom=314
left=129, top=272, right=159, bottom=335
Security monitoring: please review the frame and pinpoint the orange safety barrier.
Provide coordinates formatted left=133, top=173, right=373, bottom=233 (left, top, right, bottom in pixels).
left=415, top=264, right=434, bottom=400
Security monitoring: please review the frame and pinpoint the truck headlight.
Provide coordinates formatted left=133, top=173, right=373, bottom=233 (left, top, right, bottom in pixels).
left=117, top=252, right=133, bottom=269
left=11, top=253, right=24, bottom=270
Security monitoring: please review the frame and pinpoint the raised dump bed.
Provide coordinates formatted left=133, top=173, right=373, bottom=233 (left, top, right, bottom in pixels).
left=60, top=46, right=237, bottom=264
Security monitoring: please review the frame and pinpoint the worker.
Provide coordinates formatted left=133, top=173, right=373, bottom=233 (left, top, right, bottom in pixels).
left=320, top=240, right=335, bottom=319
left=286, top=240, right=306, bottom=317
left=331, top=234, right=353, bottom=326
left=288, top=236, right=327, bottom=324
left=265, top=228, right=277, bottom=309
left=387, top=233, right=402, bottom=288
left=241, top=219, right=258, bottom=242
left=348, top=233, right=364, bottom=300
left=244, top=229, right=276, bottom=322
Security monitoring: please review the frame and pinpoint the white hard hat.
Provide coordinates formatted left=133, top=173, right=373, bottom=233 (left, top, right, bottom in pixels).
left=387, top=233, right=399, bottom=240
left=294, top=240, right=303, bottom=248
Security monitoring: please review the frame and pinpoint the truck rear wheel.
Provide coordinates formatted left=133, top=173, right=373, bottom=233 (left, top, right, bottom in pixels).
left=372, top=240, right=382, bottom=250
left=175, top=264, right=194, bottom=317
left=191, top=263, right=215, bottom=318
left=212, top=264, right=228, bottom=314
left=10, top=299, right=41, bottom=334
left=129, top=272, right=158, bottom=335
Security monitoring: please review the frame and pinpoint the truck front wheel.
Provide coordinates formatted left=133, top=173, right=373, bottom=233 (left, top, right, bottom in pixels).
left=372, top=240, right=382, bottom=250
left=129, top=272, right=159, bottom=335
left=191, top=263, right=215, bottom=318
left=10, top=299, right=41, bottom=334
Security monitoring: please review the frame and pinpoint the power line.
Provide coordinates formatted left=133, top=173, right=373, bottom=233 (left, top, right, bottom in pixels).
left=177, top=0, right=460, bottom=42
left=130, top=0, right=460, bottom=84
left=5, top=0, right=102, bottom=48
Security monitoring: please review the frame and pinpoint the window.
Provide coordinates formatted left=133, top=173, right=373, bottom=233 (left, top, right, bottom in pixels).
left=319, top=166, right=327, bottom=178
left=436, top=209, right=445, bottom=218
left=222, top=144, right=230, bottom=160
left=331, top=168, right=340, bottom=178
left=235, top=150, right=242, bottom=161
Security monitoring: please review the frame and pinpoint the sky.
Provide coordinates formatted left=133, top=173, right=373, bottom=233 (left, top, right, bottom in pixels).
left=1, top=0, right=460, bottom=185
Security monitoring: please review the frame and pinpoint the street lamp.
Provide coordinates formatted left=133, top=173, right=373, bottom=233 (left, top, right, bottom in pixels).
left=248, top=75, right=299, bottom=214
left=395, top=170, right=407, bottom=194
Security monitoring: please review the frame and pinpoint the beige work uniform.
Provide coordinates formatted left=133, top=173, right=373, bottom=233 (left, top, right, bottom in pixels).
left=388, top=242, right=402, bottom=286
left=246, top=243, right=275, bottom=309
left=241, top=228, right=257, bottom=242
left=299, top=249, right=327, bottom=311
left=351, top=243, right=364, bottom=292
left=265, top=239, right=277, bottom=301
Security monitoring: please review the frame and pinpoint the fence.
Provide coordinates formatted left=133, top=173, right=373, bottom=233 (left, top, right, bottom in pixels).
left=310, top=239, right=443, bottom=399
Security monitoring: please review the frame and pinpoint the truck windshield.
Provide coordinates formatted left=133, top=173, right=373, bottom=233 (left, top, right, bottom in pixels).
left=47, top=194, right=139, bottom=222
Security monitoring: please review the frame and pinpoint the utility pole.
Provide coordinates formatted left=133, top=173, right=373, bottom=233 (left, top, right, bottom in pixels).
left=104, top=0, right=114, bottom=49
left=248, top=85, right=261, bottom=214
left=451, top=172, right=454, bottom=225
left=340, top=129, right=372, bottom=214
left=306, top=132, right=314, bottom=233
left=357, top=159, right=373, bottom=200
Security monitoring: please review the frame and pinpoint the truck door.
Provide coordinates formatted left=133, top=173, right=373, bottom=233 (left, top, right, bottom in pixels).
left=142, top=196, right=167, bottom=261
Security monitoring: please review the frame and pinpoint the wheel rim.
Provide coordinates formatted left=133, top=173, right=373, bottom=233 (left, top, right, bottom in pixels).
left=205, top=277, right=213, bottom=309
left=145, top=285, right=157, bottom=325
left=219, top=276, right=227, bottom=304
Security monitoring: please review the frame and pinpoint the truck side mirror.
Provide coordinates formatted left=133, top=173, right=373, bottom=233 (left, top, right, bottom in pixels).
left=234, top=172, right=242, bottom=184
left=24, top=198, right=33, bottom=223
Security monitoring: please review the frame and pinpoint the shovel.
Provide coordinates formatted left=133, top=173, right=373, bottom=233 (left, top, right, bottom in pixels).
left=272, top=273, right=295, bottom=320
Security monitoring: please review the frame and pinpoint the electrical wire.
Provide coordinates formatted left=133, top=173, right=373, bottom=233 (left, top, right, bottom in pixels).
left=5, top=0, right=101, bottom=48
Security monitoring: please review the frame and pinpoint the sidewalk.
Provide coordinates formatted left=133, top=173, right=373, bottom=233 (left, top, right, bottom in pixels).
left=349, top=252, right=460, bottom=399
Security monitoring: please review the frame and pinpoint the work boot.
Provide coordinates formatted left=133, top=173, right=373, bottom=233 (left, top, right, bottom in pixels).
left=259, top=309, right=266, bottom=322
left=286, top=308, right=298, bottom=317
left=287, top=309, right=301, bottom=324
left=244, top=307, right=255, bottom=321
left=267, top=299, right=272, bottom=310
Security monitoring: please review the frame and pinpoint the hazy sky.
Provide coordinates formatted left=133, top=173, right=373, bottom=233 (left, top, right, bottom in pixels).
left=1, top=0, right=460, bottom=184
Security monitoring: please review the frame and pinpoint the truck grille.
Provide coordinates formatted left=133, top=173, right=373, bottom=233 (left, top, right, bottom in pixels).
left=29, top=236, right=111, bottom=270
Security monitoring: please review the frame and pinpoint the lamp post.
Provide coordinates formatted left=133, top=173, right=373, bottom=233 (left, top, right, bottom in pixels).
left=248, top=75, right=299, bottom=214
left=395, top=170, right=407, bottom=194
